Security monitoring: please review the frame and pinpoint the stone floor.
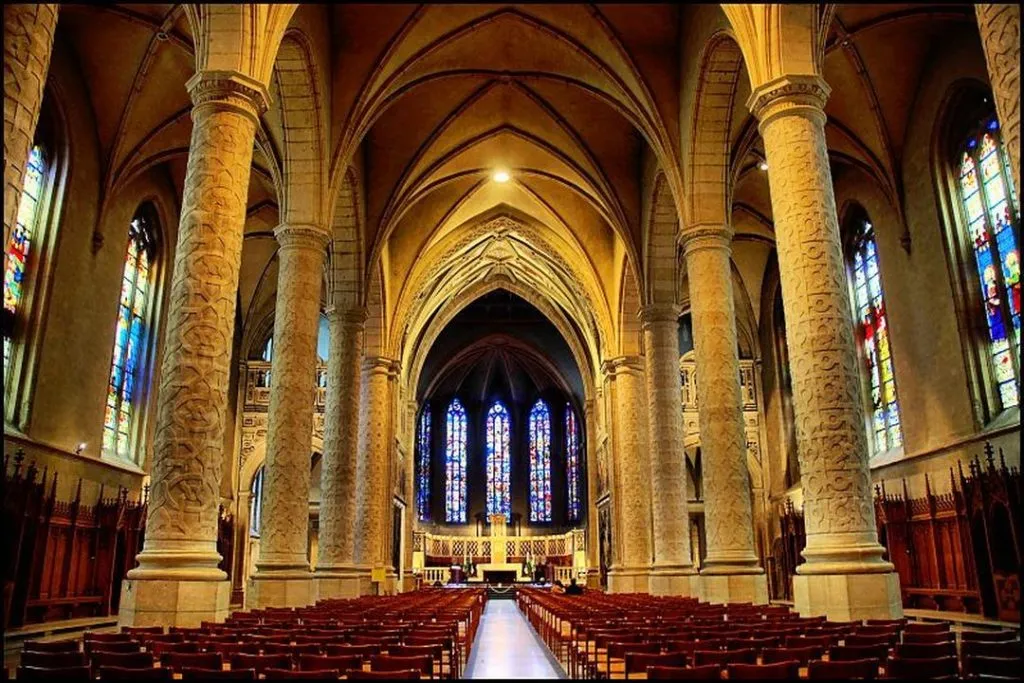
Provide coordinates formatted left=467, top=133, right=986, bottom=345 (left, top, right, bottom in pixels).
left=464, top=600, right=565, bottom=679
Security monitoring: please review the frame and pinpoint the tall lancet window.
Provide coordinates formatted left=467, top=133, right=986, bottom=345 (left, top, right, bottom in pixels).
left=485, top=401, right=511, bottom=517
left=445, top=398, right=468, bottom=523
left=848, top=216, right=903, bottom=454
left=103, top=208, right=157, bottom=462
left=565, top=404, right=581, bottom=522
left=417, top=407, right=431, bottom=521
left=956, top=114, right=1020, bottom=410
left=529, top=399, right=552, bottom=522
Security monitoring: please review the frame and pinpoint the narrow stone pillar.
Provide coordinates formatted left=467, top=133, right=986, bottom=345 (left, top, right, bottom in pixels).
left=354, top=357, right=396, bottom=594
left=749, top=75, right=901, bottom=620
left=119, top=70, right=269, bottom=627
left=641, top=305, right=699, bottom=596
left=683, top=225, right=767, bottom=604
left=4, top=3, right=57, bottom=253
left=314, top=307, right=366, bottom=599
left=976, top=4, right=1020, bottom=184
left=583, top=398, right=602, bottom=589
left=248, top=225, right=329, bottom=608
left=603, top=357, right=653, bottom=593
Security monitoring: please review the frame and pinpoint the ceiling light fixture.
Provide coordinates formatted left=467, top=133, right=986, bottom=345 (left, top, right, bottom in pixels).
left=492, top=170, right=510, bottom=183
left=758, top=161, right=769, bottom=171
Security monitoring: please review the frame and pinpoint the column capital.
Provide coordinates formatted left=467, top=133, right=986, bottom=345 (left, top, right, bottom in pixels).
left=680, top=223, right=734, bottom=258
left=747, top=74, right=831, bottom=128
left=185, top=69, right=271, bottom=123
left=601, top=355, right=644, bottom=377
left=363, top=356, right=401, bottom=377
left=274, top=224, right=331, bottom=251
left=638, top=304, right=680, bottom=326
left=325, top=305, right=368, bottom=326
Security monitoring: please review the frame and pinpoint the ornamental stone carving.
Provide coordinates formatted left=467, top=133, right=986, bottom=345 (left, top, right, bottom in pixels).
left=354, top=358, right=398, bottom=571
left=976, top=4, right=1020, bottom=184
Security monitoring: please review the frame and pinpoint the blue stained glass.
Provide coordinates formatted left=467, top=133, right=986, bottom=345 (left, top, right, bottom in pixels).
left=417, top=407, right=431, bottom=522
left=485, top=402, right=511, bottom=518
left=565, top=405, right=581, bottom=522
left=445, top=399, right=467, bottom=523
left=529, top=400, right=552, bottom=522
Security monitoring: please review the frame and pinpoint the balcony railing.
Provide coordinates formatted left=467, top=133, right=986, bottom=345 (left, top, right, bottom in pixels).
left=244, top=361, right=327, bottom=411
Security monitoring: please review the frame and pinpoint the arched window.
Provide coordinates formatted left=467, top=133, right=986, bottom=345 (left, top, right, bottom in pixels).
left=529, top=399, right=552, bottom=522
left=102, top=207, right=157, bottom=461
left=417, top=406, right=431, bottom=521
left=845, top=211, right=903, bottom=454
left=485, top=401, right=511, bottom=517
left=3, top=145, right=48, bottom=386
left=445, top=398, right=467, bottom=523
left=565, top=404, right=581, bottom=522
left=262, top=336, right=273, bottom=362
left=954, top=114, right=1020, bottom=410
left=250, top=465, right=265, bottom=536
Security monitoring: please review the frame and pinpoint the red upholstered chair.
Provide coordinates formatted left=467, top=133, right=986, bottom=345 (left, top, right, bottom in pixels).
left=181, top=668, right=256, bottom=680
left=647, top=664, right=721, bottom=680
left=624, top=652, right=686, bottom=679
left=262, top=669, right=339, bottom=680
left=808, top=658, right=878, bottom=680
left=346, top=669, right=420, bottom=680
left=694, top=648, right=756, bottom=666
left=161, top=652, right=223, bottom=672
left=97, top=666, right=172, bottom=681
left=895, top=642, right=957, bottom=659
left=21, top=640, right=79, bottom=653
left=727, top=660, right=800, bottom=680
left=229, top=653, right=293, bottom=674
left=762, top=645, right=823, bottom=665
left=20, top=651, right=86, bottom=668
left=16, top=665, right=92, bottom=682
left=886, top=656, right=958, bottom=680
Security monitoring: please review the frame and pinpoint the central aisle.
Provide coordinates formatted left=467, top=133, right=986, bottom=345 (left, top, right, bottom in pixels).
left=464, top=599, right=565, bottom=679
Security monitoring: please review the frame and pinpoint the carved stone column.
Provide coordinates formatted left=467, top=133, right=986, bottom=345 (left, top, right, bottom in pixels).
left=401, top=398, right=417, bottom=592
left=603, top=357, right=653, bottom=593
left=683, top=226, right=767, bottom=604
left=314, top=307, right=366, bottom=600
left=749, top=75, right=901, bottom=620
left=248, top=225, right=329, bottom=608
left=119, top=71, right=269, bottom=628
left=354, top=357, right=397, bottom=594
left=641, top=305, right=699, bottom=596
left=976, top=4, right=1020, bottom=184
left=583, top=398, right=601, bottom=589
left=4, top=3, right=57, bottom=253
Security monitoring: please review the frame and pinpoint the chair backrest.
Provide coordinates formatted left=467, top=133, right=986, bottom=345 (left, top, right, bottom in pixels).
left=647, top=664, right=721, bottom=680
left=901, top=632, right=953, bottom=645
left=625, top=652, right=685, bottom=674
left=807, top=658, right=877, bottom=680
left=16, top=665, right=92, bottom=682
left=151, top=642, right=200, bottom=656
left=389, top=644, right=441, bottom=660
left=895, top=641, right=957, bottom=659
left=761, top=645, right=822, bottom=665
left=181, top=668, right=256, bottom=681
left=345, top=669, right=420, bottom=680
left=886, top=655, right=958, bottom=680
left=97, top=666, right=172, bottom=681
left=961, top=640, right=1021, bottom=659
left=845, top=633, right=896, bottom=648
left=325, top=644, right=380, bottom=660
left=727, top=661, right=800, bottom=680
left=865, top=619, right=906, bottom=630
left=161, top=652, right=223, bottom=672
left=262, top=669, right=339, bottom=681
left=89, top=651, right=155, bottom=671
left=22, top=640, right=80, bottom=654
left=20, top=651, right=86, bottom=668
left=122, top=626, right=165, bottom=636
left=608, top=641, right=659, bottom=659
left=829, top=644, right=889, bottom=662
left=788, top=634, right=835, bottom=649
left=370, top=654, right=432, bottom=676
left=299, top=654, right=362, bottom=672
left=963, top=655, right=1023, bottom=678
left=903, top=622, right=948, bottom=634
left=88, top=641, right=144, bottom=655
left=85, top=633, right=135, bottom=643
left=694, top=648, right=755, bottom=666
left=229, top=653, right=292, bottom=673
left=960, top=631, right=1018, bottom=643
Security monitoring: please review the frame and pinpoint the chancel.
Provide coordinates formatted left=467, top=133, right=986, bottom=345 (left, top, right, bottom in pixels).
left=2, top=3, right=1021, bottom=681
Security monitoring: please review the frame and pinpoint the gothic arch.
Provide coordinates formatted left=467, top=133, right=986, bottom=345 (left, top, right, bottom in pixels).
left=645, top=172, right=678, bottom=306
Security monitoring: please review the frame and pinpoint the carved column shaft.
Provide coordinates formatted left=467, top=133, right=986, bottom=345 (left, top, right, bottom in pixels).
left=132, top=71, right=268, bottom=579
left=355, top=358, right=395, bottom=575
left=976, top=4, right=1020, bottom=185
left=641, top=305, right=694, bottom=577
left=255, top=226, right=328, bottom=577
left=316, top=308, right=366, bottom=573
left=683, top=229, right=760, bottom=572
left=583, top=399, right=600, bottom=581
left=4, top=3, right=57, bottom=253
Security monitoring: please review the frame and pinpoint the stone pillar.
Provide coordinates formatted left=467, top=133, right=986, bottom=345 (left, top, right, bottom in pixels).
left=354, top=357, right=396, bottom=595
left=603, top=357, right=653, bottom=593
left=401, top=399, right=417, bottom=592
left=749, top=75, right=901, bottom=620
left=683, top=225, right=767, bottom=604
left=976, top=4, right=1020, bottom=185
left=583, top=398, right=602, bottom=589
left=248, top=225, right=329, bottom=608
left=119, top=70, right=269, bottom=628
left=314, top=307, right=366, bottom=599
left=4, top=3, right=57, bottom=254
left=641, top=305, right=699, bottom=596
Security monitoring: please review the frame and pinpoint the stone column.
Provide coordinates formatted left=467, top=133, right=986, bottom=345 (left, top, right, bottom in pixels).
left=640, top=305, right=699, bottom=596
left=248, top=225, right=329, bottom=608
left=354, top=357, right=396, bottom=595
left=683, top=225, right=767, bottom=604
left=583, top=398, right=602, bottom=589
left=314, top=307, right=366, bottom=599
left=4, top=3, right=57, bottom=253
left=749, top=75, right=901, bottom=620
left=119, top=70, right=269, bottom=628
left=603, top=357, right=653, bottom=593
left=401, top=399, right=417, bottom=592
left=976, top=4, right=1020, bottom=184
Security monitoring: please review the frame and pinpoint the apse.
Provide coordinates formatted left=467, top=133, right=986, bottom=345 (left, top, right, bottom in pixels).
left=415, top=289, right=586, bottom=534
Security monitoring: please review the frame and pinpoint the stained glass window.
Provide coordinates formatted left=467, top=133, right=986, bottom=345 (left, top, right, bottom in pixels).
left=529, top=400, right=552, bottom=522
left=103, top=210, right=155, bottom=461
left=4, top=145, right=47, bottom=376
left=485, top=401, right=511, bottom=517
left=849, top=219, right=903, bottom=454
left=565, top=404, right=581, bottom=521
left=956, top=115, right=1020, bottom=410
left=417, top=407, right=431, bottom=522
left=445, top=398, right=468, bottom=523
left=250, top=466, right=264, bottom=536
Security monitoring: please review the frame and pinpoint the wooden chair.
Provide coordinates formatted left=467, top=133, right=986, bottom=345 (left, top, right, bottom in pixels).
left=370, top=654, right=432, bottom=677
left=963, top=655, right=1022, bottom=679
left=961, top=640, right=1021, bottom=659
left=787, top=634, right=835, bottom=650
left=121, top=626, right=165, bottom=636
left=262, top=669, right=339, bottom=680
left=87, top=641, right=145, bottom=655
left=85, top=633, right=136, bottom=643
left=324, top=644, right=380, bottom=660
left=728, top=636, right=779, bottom=653
left=229, top=653, right=293, bottom=674
left=624, top=652, right=685, bottom=679
left=89, top=651, right=155, bottom=674
left=346, top=669, right=420, bottom=680
left=807, top=658, right=877, bottom=680
left=21, top=640, right=79, bottom=653
left=646, top=664, right=721, bottom=680
left=903, top=622, right=948, bottom=635
left=161, top=652, right=223, bottom=672
left=181, top=668, right=256, bottom=680
left=299, top=654, right=362, bottom=672
left=693, top=648, right=755, bottom=666
left=902, top=632, right=954, bottom=645
left=886, top=655, right=958, bottom=680
left=961, top=631, right=1018, bottom=643
left=895, top=641, right=957, bottom=659
left=761, top=645, right=823, bottom=665
left=97, top=666, right=172, bottom=681
left=829, top=644, right=889, bottom=663
left=845, top=633, right=897, bottom=648
left=15, top=665, right=91, bottom=682
left=151, top=641, right=201, bottom=657
left=20, top=651, right=86, bottom=668
left=727, top=661, right=800, bottom=680
left=864, top=619, right=906, bottom=630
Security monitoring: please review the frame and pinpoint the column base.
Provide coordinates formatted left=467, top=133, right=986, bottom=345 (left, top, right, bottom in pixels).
left=118, top=578, right=229, bottom=629
left=313, top=567, right=362, bottom=600
left=793, top=571, right=903, bottom=621
left=700, top=570, right=769, bottom=605
left=586, top=568, right=602, bottom=590
left=607, top=567, right=651, bottom=593
left=649, top=566, right=702, bottom=597
left=247, top=571, right=314, bottom=608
